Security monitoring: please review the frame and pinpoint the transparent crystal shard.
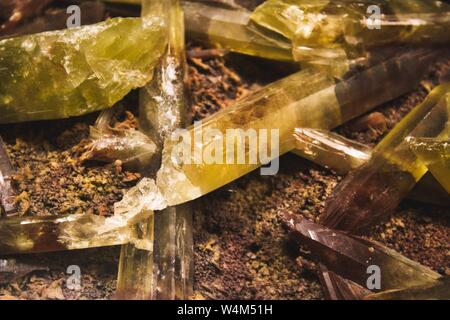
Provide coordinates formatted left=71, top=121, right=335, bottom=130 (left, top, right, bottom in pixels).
left=156, top=49, right=439, bottom=207
left=250, top=0, right=450, bottom=75
left=0, top=16, right=167, bottom=124
left=182, top=1, right=293, bottom=61
left=320, top=84, right=450, bottom=234
left=292, top=128, right=450, bottom=205
left=0, top=135, right=18, bottom=217
left=283, top=213, right=442, bottom=292
left=81, top=106, right=158, bottom=169
left=365, top=277, right=450, bottom=300
left=407, top=93, right=450, bottom=194
left=116, top=0, right=193, bottom=300
left=116, top=217, right=155, bottom=300
left=292, top=128, right=371, bottom=174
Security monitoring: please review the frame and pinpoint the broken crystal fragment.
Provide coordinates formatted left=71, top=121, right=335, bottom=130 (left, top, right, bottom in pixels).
left=365, top=277, right=450, bottom=300
left=156, top=49, right=439, bottom=207
left=283, top=213, right=442, bottom=292
left=116, top=0, right=193, bottom=300
left=292, top=128, right=450, bottom=205
left=81, top=106, right=158, bottom=169
left=0, top=16, right=167, bottom=123
left=320, top=84, right=450, bottom=234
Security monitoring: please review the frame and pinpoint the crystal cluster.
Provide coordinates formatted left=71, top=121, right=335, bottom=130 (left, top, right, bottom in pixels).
left=283, top=213, right=442, bottom=292
left=250, top=0, right=450, bottom=75
left=0, top=0, right=448, bottom=301
left=292, top=128, right=450, bottom=205
left=156, top=49, right=439, bottom=207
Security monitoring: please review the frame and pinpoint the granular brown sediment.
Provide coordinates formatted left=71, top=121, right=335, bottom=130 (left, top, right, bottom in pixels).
left=0, top=117, right=141, bottom=218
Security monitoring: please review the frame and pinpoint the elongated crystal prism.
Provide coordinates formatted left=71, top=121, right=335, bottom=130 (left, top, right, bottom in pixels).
left=283, top=213, right=442, bottom=292
left=0, top=50, right=439, bottom=255
left=156, top=49, right=439, bottom=207
left=365, top=277, right=450, bottom=300
left=292, top=128, right=371, bottom=175
left=182, top=1, right=293, bottom=61
left=0, top=16, right=167, bottom=123
left=320, top=84, right=450, bottom=234
left=116, top=0, right=193, bottom=300
left=292, top=128, right=450, bottom=205
left=407, top=93, right=450, bottom=194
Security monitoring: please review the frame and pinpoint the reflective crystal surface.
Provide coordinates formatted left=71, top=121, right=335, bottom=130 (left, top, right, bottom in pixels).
left=283, top=213, right=442, bottom=292
left=318, top=265, right=370, bottom=300
left=156, top=49, right=439, bottom=207
left=182, top=1, right=293, bottom=62
left=320, top=84, right=450, bottom=234
left=292, top=128, right=450, bottom=205
left=292, top=128, right=371, bottom=174
left=116, top=0, right=193, bottom=300
left=407, top=92, right=450, bottom=194
left=250, top=0, right=450, bottom=75
left=0, top=17, right=167, bottom=123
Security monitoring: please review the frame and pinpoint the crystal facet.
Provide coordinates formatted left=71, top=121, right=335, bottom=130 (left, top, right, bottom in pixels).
left=407, top=92, right=450, bottom=194
left=116, top=0, right=193, bottom=300
left=320, top=84, right=450, bottom=234
left=156, top=49, right=439, bottom=207
left=292, top=128, right=450, bottom=205
left=182, top=1, right=293, bottom=62
left=283, top=213, right=442, bottom=292
left=250, top=0, right=450, bottom=75
left=0, top=17, right=167, bottom=123
left=365, top=277, right=450, bottom=300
